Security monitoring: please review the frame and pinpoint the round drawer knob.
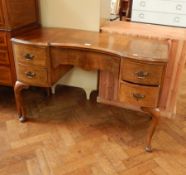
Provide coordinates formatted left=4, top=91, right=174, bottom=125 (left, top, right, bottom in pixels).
left=140, top=1, right=146, bottom=7
left=176, top=4, right=182, bottom=11
left=139, top=13, right=145, bottom=19
left=174, top=17, right=180, bottom=23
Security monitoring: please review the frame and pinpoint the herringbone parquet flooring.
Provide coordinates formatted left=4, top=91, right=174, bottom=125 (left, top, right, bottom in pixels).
left=0, top=85, right=186, bottom=175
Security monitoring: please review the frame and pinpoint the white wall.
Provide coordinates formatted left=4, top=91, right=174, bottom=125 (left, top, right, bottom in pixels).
left=39, top=0, right=111, bottom=98
left=40, top=0, right=110, bottom=31
left=100, top=0, right=111, bottom=27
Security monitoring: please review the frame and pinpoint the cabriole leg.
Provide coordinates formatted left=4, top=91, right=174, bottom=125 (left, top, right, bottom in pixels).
left=14, top=81, right=29, bottom=122
left=141, top=107, right=160, bottom=152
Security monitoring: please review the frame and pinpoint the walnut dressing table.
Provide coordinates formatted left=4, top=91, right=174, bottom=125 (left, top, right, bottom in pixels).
left=11, top=28, right=169, bottom=152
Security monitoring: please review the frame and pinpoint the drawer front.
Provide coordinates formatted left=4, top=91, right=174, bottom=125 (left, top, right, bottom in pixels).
left=121, top=59, right=164, bottom=85
left=0, top=50, right=10, bottom=65
left=13, top=44, right=48, bottom=67
left=133, top=0, right=186, bottom=14
left=0, top=66, right=12, bottom=85
left=17, top=64, right=48, bottom=86
left=0, top=32, right=7, bottom=47
left=51, top=47, right=120, bottom=75
left=132, top=10, right=186, bottom=27
left=119, top=81, right=160, bottom=108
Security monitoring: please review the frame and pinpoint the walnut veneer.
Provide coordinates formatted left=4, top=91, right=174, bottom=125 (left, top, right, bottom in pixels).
left=0, top=0, right=39, bottom=86
left=12, top=28, right=169, bottom=152
left=101, top=21, right=186, bottom=118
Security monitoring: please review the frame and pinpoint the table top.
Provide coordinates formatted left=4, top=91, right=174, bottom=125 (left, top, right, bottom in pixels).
left=12, top=27, right=168, bottom=62
left=101, top=21, right=186, bottom=41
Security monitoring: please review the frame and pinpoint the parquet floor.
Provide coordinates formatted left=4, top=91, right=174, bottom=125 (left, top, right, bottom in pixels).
left=177, top=65, right=186, bottom=117
left=0, top=85, right=186, bottom=175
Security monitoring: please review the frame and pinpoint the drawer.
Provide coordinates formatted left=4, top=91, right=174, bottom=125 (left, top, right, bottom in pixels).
left=0, top=66, right=12, bottom=85
left=17, top=64, right=48, bottom=86
left=0, top=50, right=10, bottom=65
left=132, top=0, right=186, bottom=15
left=132, top=10, right=186, bottom=27
left=51, top=47, right=120, bottom=74
left=121, top=59, right=165, bottom=85
left=119, top=81, right=160, bottom=108
left=0, top=32, right=7, bottom=47
left=13, top=44, right=48, bottom=67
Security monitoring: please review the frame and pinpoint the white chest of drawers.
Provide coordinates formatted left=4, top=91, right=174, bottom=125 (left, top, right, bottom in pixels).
left=132, top=0, right=186, bottom=27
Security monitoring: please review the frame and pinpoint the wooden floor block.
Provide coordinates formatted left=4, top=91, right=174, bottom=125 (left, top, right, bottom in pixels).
left=0, top=85, right=186, bottom=175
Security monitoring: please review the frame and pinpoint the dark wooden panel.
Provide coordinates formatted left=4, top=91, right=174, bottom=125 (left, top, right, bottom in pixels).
left=0, top=65, right=12, bottom=85
left=3, top=0, right=39, bottom=30
left=0, top=0, right=40, bottom=87
left=0, top=0, right=5, bottom=27
left=0, top=32, right=7, bottom=47
left=0, top=50, right=9, bottom=65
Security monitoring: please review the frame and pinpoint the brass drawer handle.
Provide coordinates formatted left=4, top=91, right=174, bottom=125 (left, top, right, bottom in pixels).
left=25, top=71, right=36, bottom=79
left=135, top=71, right=149, bottom=79
left=133, top=93, right=145, bottom=101
left=24, top=53, right=34, bottom=61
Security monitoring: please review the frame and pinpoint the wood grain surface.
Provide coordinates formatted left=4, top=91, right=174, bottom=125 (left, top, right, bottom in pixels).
left=0, top=0, right=40, bottom=87
left=101, top=21, right=186, bottom=118
left=11, top=28, right=168, bottom=62
left=0, top=85, right=186, bottom=175
left=121, top=58, right=165, bottom=85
